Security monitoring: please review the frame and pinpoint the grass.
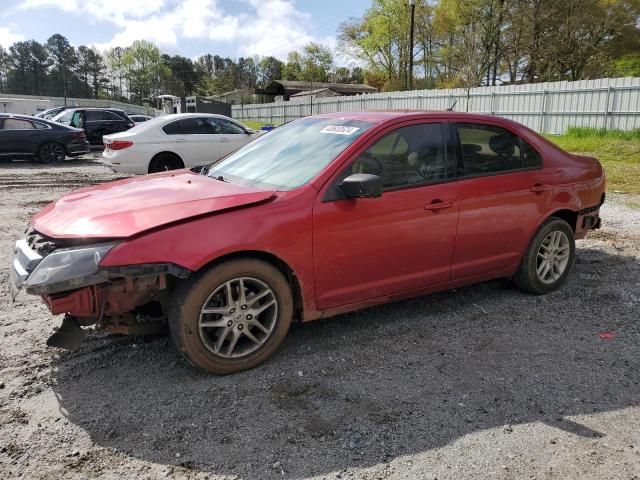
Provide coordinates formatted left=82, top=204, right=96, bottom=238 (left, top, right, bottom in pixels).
left=545, top=128, right=640, bottom=194
left=243, top=121, right=268, bottom=130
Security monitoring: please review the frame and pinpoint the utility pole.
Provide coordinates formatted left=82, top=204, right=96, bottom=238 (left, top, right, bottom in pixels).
left=408, top=0, right=416, bottom=91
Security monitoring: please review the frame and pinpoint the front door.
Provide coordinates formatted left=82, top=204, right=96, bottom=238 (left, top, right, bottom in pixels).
left=313, top=122, right=460, bottom=310
left=451, top=122, right=551, bottom=279
left=163, top=117, right=220, bottom=167
left=207, top=117, right=251, bottom=158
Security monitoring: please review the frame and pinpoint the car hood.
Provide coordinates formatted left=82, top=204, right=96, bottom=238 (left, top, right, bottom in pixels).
left=32, top=170, right=276, bottom=239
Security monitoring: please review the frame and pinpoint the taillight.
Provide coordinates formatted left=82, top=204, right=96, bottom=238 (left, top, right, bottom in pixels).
left=72, top=132, right=86, bottom=140
left=107, top=140, right=134, bottom=150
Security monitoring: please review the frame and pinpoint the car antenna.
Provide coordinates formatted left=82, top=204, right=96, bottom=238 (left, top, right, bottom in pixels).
left=447, top=99, right=458, bottom=111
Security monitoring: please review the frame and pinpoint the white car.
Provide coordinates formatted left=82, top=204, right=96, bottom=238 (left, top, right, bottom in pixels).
left=128, top=114, right=153, bottom=125
left=102, top=113, right=261, bottom=174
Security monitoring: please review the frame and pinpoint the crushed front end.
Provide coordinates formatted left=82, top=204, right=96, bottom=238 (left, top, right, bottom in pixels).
left=10, top=227, right=190, bottom=349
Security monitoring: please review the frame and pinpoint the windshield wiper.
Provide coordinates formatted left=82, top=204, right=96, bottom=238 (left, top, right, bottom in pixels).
left=214, top=175, right=228, bottom=183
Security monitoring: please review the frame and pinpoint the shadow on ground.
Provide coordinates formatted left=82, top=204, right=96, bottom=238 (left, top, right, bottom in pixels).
left=51, top=247, right=640, bottom=479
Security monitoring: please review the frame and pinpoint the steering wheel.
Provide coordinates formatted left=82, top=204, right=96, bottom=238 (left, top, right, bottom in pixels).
left=353, top=153, right=384, bottom=176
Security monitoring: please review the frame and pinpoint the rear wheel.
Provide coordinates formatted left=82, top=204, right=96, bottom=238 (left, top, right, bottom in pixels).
left=148, top=153, right=183, bottom=173
left=513, top=217, right=575, bottom=294
left=38, top=142, right=66, bottom=164
left=169, top=259, right=293, bottom=374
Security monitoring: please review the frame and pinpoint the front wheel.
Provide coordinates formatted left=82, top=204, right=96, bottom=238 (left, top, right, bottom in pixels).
left=513, top=217, right=576, bottom=294
left=38, top=142, right=66, bottom=163
left=169, top=259, right=294, bottom=374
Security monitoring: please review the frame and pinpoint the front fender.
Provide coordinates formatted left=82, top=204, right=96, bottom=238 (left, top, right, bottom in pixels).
left=100, top=186, right=319, bottom=319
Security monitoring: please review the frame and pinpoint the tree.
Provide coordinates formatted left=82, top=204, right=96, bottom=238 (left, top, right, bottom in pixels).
left=613, top=54, right=640, bottom=77
left=339, top=0, right=412, bottom=90
left=105, top=47, right=126, bottom=100
left=162, top=54, right=200, bottom=96
left=0, top=45, right=9, bottom=92
left=300, top=43, right=334, bottom=82
left=46, top=34, right=76, bottom=100
left=282, top=51, right=304, bottom=80
left=257, top=56, right=284, bottom=87
left=122, top=40, right=170, bottom=103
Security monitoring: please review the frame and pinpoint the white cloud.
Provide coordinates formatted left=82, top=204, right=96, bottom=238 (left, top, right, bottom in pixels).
left=0, top=27, right=24, bottom=47
left=21, top=0, right=333, bottom=59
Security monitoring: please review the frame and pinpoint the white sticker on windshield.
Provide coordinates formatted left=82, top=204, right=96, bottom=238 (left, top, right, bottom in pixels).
left=320, top=125, right=360, bottom=135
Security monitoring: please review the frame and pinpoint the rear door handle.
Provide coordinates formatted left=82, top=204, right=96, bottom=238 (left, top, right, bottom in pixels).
left=530, top=183, right=551, bottom=193
left=424, top=200, right=453, bottom=211
left=220, top=138, right=230, bottom=142
left=175, top=138, right=187, bottom=143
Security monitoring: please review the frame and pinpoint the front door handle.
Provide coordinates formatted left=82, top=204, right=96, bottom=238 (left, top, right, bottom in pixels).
left=530, top=183, right=551, bottom=193
left=424, top=200, right=453, bottom=211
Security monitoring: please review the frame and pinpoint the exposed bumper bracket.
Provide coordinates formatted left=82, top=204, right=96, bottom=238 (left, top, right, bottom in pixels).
left=46, top=315, right=86, bottom=351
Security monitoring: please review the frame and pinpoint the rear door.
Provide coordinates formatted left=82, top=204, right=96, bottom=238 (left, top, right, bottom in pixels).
left=0, top=118, right=38, bottom=155
left=451, top=122, right=549, bottom=279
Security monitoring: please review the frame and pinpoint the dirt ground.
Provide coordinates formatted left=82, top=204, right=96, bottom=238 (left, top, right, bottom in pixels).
left=0, top=157, right=639, bottom=480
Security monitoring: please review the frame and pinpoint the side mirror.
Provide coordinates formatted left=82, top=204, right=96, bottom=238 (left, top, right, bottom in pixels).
left=340, top=173, right=382, bottom=199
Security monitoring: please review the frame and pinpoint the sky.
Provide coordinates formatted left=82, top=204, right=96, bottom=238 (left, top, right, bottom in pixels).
left=0, top=0, right=370, bottom=64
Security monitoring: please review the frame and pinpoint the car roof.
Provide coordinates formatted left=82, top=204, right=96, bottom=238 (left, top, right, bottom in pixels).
left=313, top=110, right=532, bottom=132
left=63, top=107, right=126, bottom=112
left=161, top=113, right=234, bottom=120
left=0, top=113, right=52, bottom=121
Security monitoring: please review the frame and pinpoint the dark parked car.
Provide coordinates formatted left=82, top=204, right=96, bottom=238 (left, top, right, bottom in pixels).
left=34, top=106, right=73, bottom=120
left=0, top=113, right=89, bottom=163
left=53, top=108, right=135, bottom=146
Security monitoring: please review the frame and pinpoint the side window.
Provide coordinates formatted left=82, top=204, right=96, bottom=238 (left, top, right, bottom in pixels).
left=456, top=123, right=523, bottom=176
left=58, top=110, right=73, bottom=124
left=104, top=111, right=124, bottom=121
left=179, top=118, right=210, bottom=134
left=3, top=119, right=35, bottom=130
left=163, top=118, right=209, bottom=135
left=85, top=110, right=102, bottom=122
left=219, top=119, right=245, bottom=134
left=33, top=121, right=49, bottom=129
left=162, top=121, right=182, bottom=135
left=522, top=140, right=542, bottom=168
left=351, top=123, right=447, bottom=190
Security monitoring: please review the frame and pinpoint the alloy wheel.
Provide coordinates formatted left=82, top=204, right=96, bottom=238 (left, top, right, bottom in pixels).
left=198, top=277, right=277, bottom=358
left=536, top=230, right=571, bottom=284
left=40, top=143, right=65, bottom=163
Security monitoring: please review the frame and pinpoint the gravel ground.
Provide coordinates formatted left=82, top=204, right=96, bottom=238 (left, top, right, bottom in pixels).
left=0, top=157, right=639, bottom=480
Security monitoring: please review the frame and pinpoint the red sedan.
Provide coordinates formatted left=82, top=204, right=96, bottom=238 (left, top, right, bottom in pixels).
left=10, top=111, right=605, bottom=374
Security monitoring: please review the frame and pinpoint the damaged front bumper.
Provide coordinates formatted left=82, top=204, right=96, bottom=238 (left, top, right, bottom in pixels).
left=11, top=227, right=190, bottom=349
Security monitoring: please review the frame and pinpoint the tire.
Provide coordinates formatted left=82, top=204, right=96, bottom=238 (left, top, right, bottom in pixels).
left=169, top=259, right=294, bottom=374
left=513, top=217, right=576, bottom=294
left=148, top=153, right=184, bottom=173
left=38, top=142, right=66, bottom=164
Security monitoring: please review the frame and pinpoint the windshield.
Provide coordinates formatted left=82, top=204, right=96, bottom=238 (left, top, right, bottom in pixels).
left=207, top=117, right=373, bottom=190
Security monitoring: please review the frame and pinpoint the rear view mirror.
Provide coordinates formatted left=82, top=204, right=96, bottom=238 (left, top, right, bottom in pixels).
left=340, top=174, right=382, bottom=199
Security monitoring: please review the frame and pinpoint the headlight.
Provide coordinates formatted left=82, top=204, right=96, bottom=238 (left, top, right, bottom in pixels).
left=24, top=243, right=117, bottom=295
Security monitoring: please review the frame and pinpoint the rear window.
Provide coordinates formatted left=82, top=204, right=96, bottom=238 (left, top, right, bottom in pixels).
left=3, top=119, right=35, bottom=130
